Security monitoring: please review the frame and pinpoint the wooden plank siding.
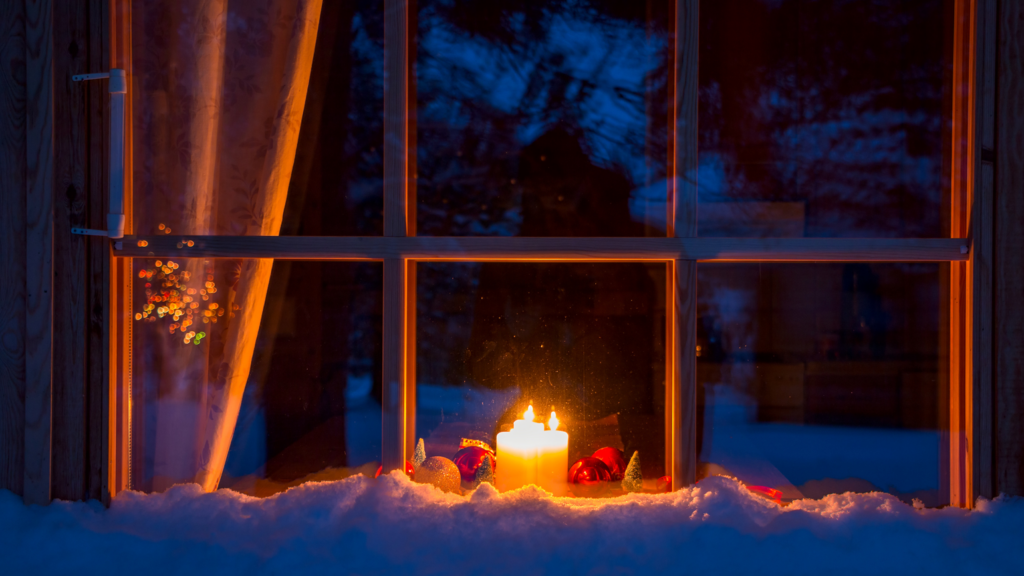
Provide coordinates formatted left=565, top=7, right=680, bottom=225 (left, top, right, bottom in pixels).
left=995, top=0, right=1024, bottom=497
left=85, top=0, right=110, bottom=503
left=0, top=0, right=28, bottom=499
left=1, top=0, right=107, bottom=504
left=52, top=0, right=90, bottom=502
left=24, top=0, right=56, bottom=506
left=971, top=0, right=997, bottom=502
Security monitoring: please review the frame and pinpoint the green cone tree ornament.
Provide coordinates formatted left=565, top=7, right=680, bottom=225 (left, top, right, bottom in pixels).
left=413, top=438, right=427, bottom=469
left=473, top=453, right=494, bottom=487
left=622, top=451, right=643, bottom=493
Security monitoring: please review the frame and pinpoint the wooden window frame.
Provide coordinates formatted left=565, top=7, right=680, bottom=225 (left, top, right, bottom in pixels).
left=101, top=0, right=995, bottom=507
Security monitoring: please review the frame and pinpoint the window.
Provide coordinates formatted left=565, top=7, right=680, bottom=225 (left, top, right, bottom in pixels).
left=112, top=0, right=983, bottom=506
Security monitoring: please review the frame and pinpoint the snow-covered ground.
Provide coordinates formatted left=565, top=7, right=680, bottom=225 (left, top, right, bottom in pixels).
left=2, top=474, right=1021, bottom=575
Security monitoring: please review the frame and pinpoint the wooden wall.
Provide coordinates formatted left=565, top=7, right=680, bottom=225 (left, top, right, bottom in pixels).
left=995, top=0, right=1024, bottom=497
left=0, top=0, right=107, bottom=503
left=0, top=0, right=28, bottom=500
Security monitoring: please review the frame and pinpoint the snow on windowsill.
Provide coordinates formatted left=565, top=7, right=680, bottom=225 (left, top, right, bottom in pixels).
left=2, top=474, right=1021, bottom=574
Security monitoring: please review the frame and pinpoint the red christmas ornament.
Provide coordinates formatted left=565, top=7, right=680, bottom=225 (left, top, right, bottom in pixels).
left=747, top=485, right=783, bottom=504
left=657, top=476, right=672, bottom=493
left=453, top=446, right=496, bottom=486
left=592, top=447, right=627, bottom=481
left=375, top=460, right=415, bottom=479
left=568, top=456, right=612, bottom=497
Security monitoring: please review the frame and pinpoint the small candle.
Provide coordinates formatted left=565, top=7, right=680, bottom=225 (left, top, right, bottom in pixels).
left=496, top=406, right=569, bottom=496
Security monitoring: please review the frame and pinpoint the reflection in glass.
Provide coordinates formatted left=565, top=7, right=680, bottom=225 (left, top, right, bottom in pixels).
left=698, top=0, right=952, bottom=237
left=282, top=0, right=385, bottom=235
left=416, top=0, right=671, bottom=236
left=696, top=263, right=947, bottom=506
left=131, top=260, right=383, bottom=496
left=416, top=262, right=666, bottom=491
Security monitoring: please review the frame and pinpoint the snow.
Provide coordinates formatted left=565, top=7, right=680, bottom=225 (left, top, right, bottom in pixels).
left=2, top=475, right=1022, bottom=574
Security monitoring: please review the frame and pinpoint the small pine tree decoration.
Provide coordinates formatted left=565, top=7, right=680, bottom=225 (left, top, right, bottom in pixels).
left=413, top=438, right=427, bottom=469
left=622, top=451, right=642, bottom=493
left=473, top=455, right=494, bottom=487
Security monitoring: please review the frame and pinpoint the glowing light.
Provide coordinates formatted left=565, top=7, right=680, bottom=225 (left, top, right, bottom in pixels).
left=496, top=405, right=568, bottom=495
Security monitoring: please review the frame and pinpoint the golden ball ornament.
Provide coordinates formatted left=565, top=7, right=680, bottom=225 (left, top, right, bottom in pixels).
left=414, top=456, right=462, bottom=493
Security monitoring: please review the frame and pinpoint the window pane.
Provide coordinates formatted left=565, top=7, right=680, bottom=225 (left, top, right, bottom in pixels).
left=130, top=259, right=382, bottom=496
left=696, top=263, right=947, bottom=506
left=416, top=262, right=666, bottom=495
left=282, top=0, right=385, bottom=235
left=697, top=0, right=952, bottom=238
left=416, top=0, right=671, bottom=237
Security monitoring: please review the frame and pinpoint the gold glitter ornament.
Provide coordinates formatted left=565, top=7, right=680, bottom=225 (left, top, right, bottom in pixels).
left=414, top=456, right=461, bottom=493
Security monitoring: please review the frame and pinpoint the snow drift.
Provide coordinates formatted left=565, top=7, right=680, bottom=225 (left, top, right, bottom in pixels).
left=1, top=474, right=1022, bottom=575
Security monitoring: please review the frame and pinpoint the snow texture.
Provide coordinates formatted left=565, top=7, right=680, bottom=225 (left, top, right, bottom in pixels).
left=1, top=474, right=1022, bottom=575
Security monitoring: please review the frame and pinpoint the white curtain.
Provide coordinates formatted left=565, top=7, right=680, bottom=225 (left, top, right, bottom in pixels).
left=131, top=0, right=323, bottom=491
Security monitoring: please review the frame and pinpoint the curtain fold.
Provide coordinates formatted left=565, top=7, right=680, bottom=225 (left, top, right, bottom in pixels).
left=132, top=0, right=323, bottom=492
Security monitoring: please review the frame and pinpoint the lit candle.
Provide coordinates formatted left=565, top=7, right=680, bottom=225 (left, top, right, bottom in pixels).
left=495, top=406, right=569, bottom=496
left=538, top=411, right=568, bottom=496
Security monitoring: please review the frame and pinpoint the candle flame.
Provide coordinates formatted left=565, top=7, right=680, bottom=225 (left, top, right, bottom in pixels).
left=523, top=405, right=535, bottom=421
left=548, top=411, right=559, bottom=431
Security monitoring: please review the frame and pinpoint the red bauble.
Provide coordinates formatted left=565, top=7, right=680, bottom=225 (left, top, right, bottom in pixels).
left=592, top=447, right=627, bottom=481
left=657, top=475, right=672, bottom=493
left=452, top=446, right=496, bottom=486
left=568, top=456, right=612, bottom=497
left=747, top=485, right=783, bottom=503
left=375, top=460, right=415, bottom=479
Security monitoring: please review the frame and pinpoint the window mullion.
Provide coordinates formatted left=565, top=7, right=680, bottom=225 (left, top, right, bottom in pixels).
left=381, top=0, right=412, bottom=473
left=667, top=0, right=700, bottom=491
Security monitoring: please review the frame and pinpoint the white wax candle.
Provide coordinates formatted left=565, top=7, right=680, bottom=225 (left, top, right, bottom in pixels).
left=537, top=430, right=568, bottom=496
left=495, top=406, right=569, bottom=496
left=495, top=428, right=537, bottom=492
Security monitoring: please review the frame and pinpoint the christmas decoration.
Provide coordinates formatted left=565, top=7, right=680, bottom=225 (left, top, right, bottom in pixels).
left=747, top=485, right=783, bottom=504
left=592, top=447, right=627, bottom=481
left=458, top=437, right=495, bottom=452
left=375, top=461, right=415, bottom=479
left=568, top=456, right=612, bottom=497
left=453, top=446, right=496, bottom=488
left=473, top=455, right=494, bottom=487
left=413, top=438, right=427, bottom=469
left=657, top=476, right=672, bottom=493
left=414, top=456, right=462, bottom=493
left=621, top=451, right=642, bottom=493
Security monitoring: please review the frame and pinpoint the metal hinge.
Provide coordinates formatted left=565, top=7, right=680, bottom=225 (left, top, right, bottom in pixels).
left=71, top=69, right=127, bottom=239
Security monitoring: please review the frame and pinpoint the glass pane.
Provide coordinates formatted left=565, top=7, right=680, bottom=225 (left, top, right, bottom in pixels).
left=416, top=0, right=671, bottom=237
left=130, top=0, right=383, bottom=236
left=130, top=259, right=383, bottom=496
left=416, top=262, right=666, bottom=496
left=697, top=0, right=952, bottom=237
left=696, top=263, right=948, bottom=506
left=281, top=0, right=385, bottom=235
